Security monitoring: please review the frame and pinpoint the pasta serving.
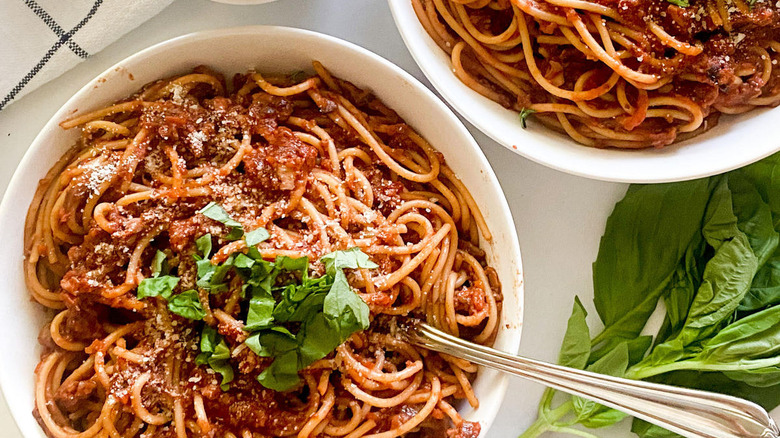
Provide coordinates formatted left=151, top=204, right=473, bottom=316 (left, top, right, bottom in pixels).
left=25, top=62, right=501, bottom=438
left=414, top=0, right=780, bottom=148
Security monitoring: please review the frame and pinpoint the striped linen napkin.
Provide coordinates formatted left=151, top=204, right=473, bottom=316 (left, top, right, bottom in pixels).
left=0, top=0, right=173, bottom=111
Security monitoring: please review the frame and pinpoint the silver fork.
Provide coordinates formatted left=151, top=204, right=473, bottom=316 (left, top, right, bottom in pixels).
left=403, top=322, right=780, bottom=438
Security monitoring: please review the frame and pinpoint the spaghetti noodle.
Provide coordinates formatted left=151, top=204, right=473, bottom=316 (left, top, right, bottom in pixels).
left=24, top=63, right=501, bottom=438
left=413, top=0, right=780, bottom=148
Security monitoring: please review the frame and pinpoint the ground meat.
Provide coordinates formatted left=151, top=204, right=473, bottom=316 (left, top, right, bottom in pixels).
left=447, top=421, right=481, bottom=438
left=201, top=377, right=312, bottom=436
left=248, top=92, right=294, bottom=125
left=454, top=284, right=487, bottom=314
left=61, top=299, right=105, bottom=342
left=54, top=379, right=97, bottom=412
left=243, top=127, right=317, bottom=191
left=168, top=215, right=209, bottom=252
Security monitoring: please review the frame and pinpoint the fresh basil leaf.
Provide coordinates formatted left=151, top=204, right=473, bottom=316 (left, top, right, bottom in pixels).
left=196, top=326, right=233, bottom=390
left=197, top=255, right=234, bottom=293
left=271, top=278, right=329, bottom=323
left=245, top=227, right=270, bottom=246
left=728, top=173, right=779, bottom=268
left=632, top=419, right=682, bottom=438
left=573, top=343, right=629, bottom=422
left=734, top=153, right=780, bottom=218
left=231, top=250, right=374, bottom=394
left=257, top=350, right=301, bottom=391
left=629, top=234, right=758, bottom=377
left=522, top=155, right=780, bottom=438
left=245, top=327, right=297, bottom=358
left=588, top=335, right=652, bottom=367
left=289, top=275, right=330, bottom=302
left=211, top=360, right=234, bottom=391
left=323, top=270, right=370, bottom=335
left=245, top=289, right=276, bottom=331
left=628, top=179, right=760, bottom=377
left=225, top=227, right=244, bottom=241
left=167, top=290, right=205, bottom=320
left=592, top=179, right=713, bottom=345
left=246, top=246, right=263, bottom=260
left=196, top=258, right=215, bottom=278
left=580, top=407, right=629, bottom=429
left=702, top=305, right=780, bottom=357
left=519, top=108, right=536, bottom=129
left=741, top=256, right=780, bottom=312
left=200, top=202, right=242, bottom=228
left=137, top=275, right=179, bottom=300
left=195, top=351, right=211, bottom=365
left=672, top=234, right=756, bottom=343
left=299, top=313, right=344, bottom=365
left=661, top=243, right=705, bottom=336
left=656, top=305, right=780, bottom=378
left=199, top=325, right=219, bottom=356
left=246, top=260, right=276, bottom=293
left=275, top=256, right=309, bottom=274
left=233, top=253, right=255, bottom=270
left=286, top=291, right=328, bottom=323
left=151, top=250, right=168, bottom=277
left=211, top=257, right=234, bottom=287
left=558, top=297, right=591, bottom=369
left=725, top=366, right=780, bottom=387
left=196, top=234, right=212, bottom=259
left=730, top=157, right=780, bottom=311
left=320, top=247, right=378, bottom=276
left=200, top=202, right=243, bottom=240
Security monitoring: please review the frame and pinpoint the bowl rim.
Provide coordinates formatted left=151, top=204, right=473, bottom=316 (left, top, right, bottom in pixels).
left=0, top=25, right=524, bottom=438
left=386, top=0, right=780, bottom=183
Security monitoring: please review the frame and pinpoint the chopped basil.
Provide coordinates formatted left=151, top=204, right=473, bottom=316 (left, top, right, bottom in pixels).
left=245, top=227, right=271, bottom=246
left=245, top=287, right=276, bottom=331
left=323, top=269, right=370, bottom=337
left=290, top=70, right=309, bottom=83
left=196, top=325, right=234, bottom=390
left=191, top=243, right=376, bottom=391
left=200, top=202, right=242, bottom=228
left=196, top=234, right=212, bottom=259
left=519, top=108, right=536, bottom=129
left=137, top=276, right=179, bottom=300
left=199, top=202, right=244, bottom=240
left=320, top=246, right=378, bottom=275
left=167, top=290, right=206, bottom=320
left=198, top=202, right=271, bottom=246
left=151, top=250, right=168, bottom=277
left=138, top=250, right=178, bottom=300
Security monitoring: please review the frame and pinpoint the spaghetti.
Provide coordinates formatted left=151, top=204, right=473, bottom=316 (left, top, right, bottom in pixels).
left=24, top=63, right=501, bottom=438
left=413, top=0, right=780, bottom=148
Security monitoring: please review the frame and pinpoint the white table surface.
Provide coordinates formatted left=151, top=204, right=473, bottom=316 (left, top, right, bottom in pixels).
left=0, top=1, right=776, bottom=437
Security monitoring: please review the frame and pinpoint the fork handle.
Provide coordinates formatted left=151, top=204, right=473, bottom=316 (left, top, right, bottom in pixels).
left=412, top=324, right=779, bottom=438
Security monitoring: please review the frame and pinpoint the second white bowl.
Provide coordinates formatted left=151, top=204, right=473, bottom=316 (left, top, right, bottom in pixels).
left=388, top=0, right=780, bottom=183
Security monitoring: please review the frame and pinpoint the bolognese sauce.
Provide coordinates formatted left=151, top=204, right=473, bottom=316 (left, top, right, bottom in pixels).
left=25, top=63, right=502, bottom=438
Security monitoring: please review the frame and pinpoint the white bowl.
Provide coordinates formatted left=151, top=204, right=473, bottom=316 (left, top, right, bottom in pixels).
left=388, top=0, right=780, bottom=183
left=0, top=26, right=523, bottom=438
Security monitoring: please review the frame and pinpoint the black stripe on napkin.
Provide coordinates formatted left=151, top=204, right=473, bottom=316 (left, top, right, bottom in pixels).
left=0, top=0, right=103, bottom=111
left=25, top=0, right=90, bottom=59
